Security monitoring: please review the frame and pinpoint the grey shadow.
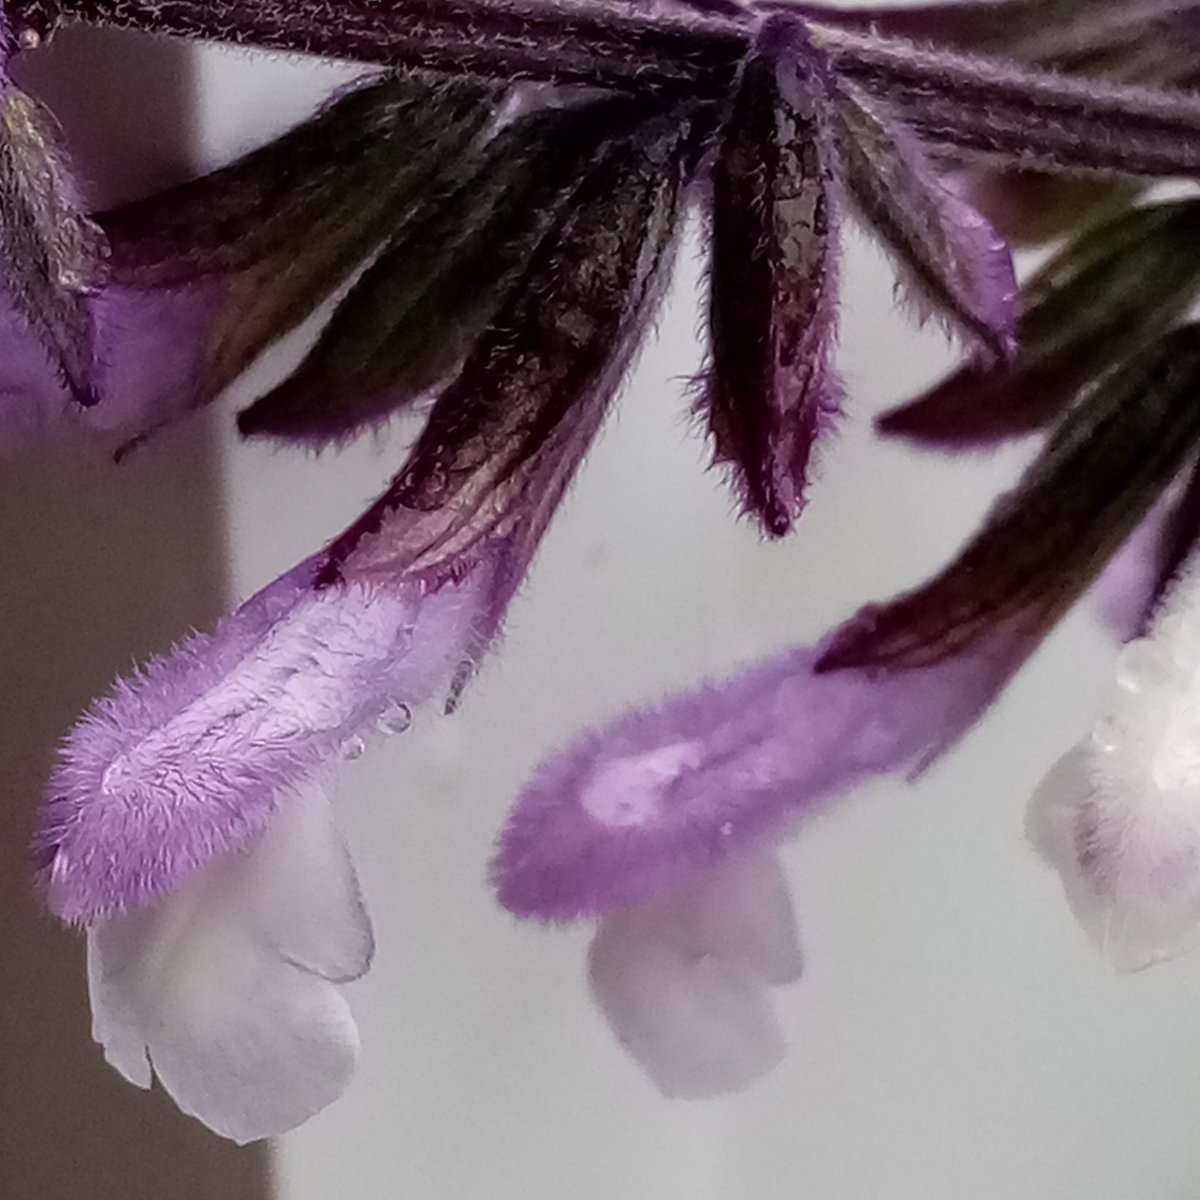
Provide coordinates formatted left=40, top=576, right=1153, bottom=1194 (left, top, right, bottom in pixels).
left=0, top=24, right=272, bottom=1200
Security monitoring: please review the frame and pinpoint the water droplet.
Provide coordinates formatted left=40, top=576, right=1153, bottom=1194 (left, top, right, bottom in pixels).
left=1091, top=714, right=1122, bottom=754
left=1115, top=639, right=1166, bottom=695
left=341, top=735, right=366, bottom=761
left=378, top=701, right=412, bottom=736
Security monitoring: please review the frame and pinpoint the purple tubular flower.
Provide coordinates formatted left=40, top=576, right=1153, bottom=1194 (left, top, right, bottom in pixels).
left=36, top=91, right=701, bottom=1137
left=37, top=558, right=487, bottom=924
left=493, top=636, right=1018, bottom=923
left=700, top=16, right=842, bottom=537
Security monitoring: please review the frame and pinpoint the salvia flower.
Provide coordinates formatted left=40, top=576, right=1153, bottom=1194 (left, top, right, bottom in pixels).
left=38, top=557, right=490, bottom=1139
left=33, top=74, right=700, bottom=1138
left=12, top=0, right=1200, bottom=1142
left=494, top=634, right=1023, bottom=1091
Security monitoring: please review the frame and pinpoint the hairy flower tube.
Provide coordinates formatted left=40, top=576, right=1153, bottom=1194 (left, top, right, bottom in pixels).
left=9, top=0, right=1200, bottom=1143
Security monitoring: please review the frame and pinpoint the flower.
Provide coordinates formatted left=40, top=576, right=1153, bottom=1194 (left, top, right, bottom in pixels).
left=493, top=633, right=1021, bottom=1091
left=1029, top=549, right=1200, bottom=972
left=21, top=0, right=1200, bottom=1142
left=37, top=560, right=485, bottom=924
left=35, top=89, right=699, bottom=1138
left=37, top=557, right=488, bottom=1138
left=495, top=320, right=1200, bottom=1090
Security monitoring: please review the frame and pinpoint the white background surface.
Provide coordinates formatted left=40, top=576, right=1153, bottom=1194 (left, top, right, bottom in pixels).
left=11, top=9, right=1200, bottom=1199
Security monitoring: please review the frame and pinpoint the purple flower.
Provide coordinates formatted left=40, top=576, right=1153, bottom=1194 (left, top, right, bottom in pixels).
left=38, top=560, right=486, bottom=924
left=36, top=556, right=488, bottom=1139
left=493, top=631, right=1022, bottom=1092
left=34, top=91, right=697, bottom=1139
left=495, top=321, right=1200, bottom=1090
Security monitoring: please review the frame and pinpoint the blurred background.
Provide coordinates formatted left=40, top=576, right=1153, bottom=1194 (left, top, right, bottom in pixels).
left=5, top=7, right=1200, bottom=1199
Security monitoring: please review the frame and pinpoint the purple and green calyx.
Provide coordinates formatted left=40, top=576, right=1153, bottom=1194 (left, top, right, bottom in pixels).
left=10, top=0, right=1200, bottom=1140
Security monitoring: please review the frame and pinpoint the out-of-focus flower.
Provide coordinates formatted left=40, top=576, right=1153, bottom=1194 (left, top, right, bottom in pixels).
left=588, top=851, right=802, bottom=1098
left=495, top=632, right=1024, bottom=1090
left=1029, top=548, right=1200, bottom=972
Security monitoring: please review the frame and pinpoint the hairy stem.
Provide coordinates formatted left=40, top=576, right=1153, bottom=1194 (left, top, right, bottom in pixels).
left=51, top=0, right=1200, bottom=180
left=56, top=0, right=747, bottom=91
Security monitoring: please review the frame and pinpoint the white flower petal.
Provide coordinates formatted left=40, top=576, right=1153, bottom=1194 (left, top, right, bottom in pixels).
left=1029, top=745, right=1200, bottom=972
left=675, top=853, right=803, bottom=986
left=87, top=920, right=153, bottom=1088
left=588, top=851, right=800, bottom=1098
left=87, top=784, right=370, bottom=1142
left=245, top=784, right=374, bottom=982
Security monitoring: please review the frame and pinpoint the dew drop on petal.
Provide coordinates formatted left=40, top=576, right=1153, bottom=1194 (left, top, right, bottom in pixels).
left=340, top=735, right=366, bottom=762
left=377, top=701, right=413, bottom=737
left=1114, top=639, right=1167, bottom=696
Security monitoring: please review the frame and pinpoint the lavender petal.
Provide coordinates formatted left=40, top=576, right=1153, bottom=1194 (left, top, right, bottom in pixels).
left=37, top=558, right=487, bottom=924
left=493, top=633, right=1022, bottom=922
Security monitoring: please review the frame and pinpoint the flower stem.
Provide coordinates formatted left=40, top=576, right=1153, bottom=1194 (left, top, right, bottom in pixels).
left=56, top=0, right=748, bottom=92
left=52, top=0, right=1200, bottom=181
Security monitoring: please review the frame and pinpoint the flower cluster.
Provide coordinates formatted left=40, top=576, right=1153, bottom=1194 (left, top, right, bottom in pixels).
left=9, top=0, right=1200, bottom=1141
